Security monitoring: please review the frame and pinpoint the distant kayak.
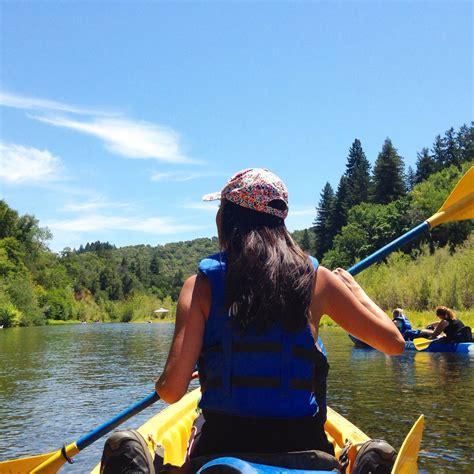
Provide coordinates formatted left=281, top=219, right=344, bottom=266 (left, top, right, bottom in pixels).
left=349, top=334, right=474, bottom=354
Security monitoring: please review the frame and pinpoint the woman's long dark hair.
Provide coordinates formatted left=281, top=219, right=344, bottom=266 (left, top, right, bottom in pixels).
left=220, top=199, right=314, bottom=334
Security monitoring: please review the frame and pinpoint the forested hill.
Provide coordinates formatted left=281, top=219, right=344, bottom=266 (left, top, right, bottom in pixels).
left=0, top=123, right=472, bottom=327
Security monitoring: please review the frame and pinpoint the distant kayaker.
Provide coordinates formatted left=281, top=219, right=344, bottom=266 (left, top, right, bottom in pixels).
left=153, top=168, right=405, bottom=459
left=392, top=308, right=420, bottom=341
left=422, top=306, right=472, bottom=342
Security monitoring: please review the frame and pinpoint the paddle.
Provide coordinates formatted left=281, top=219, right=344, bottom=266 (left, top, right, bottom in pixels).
left=391, top=414, right=425, bottom=474
left=413, top=337, right=438, bottom=351
left=347, top=166, right=474, bottom=276
left=0, top=391, right=160, bottom=473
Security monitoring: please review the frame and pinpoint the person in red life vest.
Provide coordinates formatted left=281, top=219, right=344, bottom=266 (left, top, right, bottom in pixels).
left=155, top=168, right=405, bottom=459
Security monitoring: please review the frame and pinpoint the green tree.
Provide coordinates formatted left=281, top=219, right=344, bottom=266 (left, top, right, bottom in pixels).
left=323, top=197, right=412, bottom=269
left=0, top=201, right=20, bottom=239
left=443, top=127, right=462, bottom=168
left=330, top=176, right=350, bottom=237
left=344, top=139, right=372, bottom=207
left=415, top=147, right=436, bottom=184
left=150, top=254, right=160, bottom=275
left=409, top=164, right=473, bottom=250
left=457, top=122, right=474, bottom=162
left=41, top=288, right=76, bottom=321
left=312, top=182, right=335, bottom=260
left=431, top=134, right=446, bottom=171
left=300, top=229, right=311, bottom=253
left=372, top=138, right=406, bottom=204
left=406, top=166, right=416, bottom=192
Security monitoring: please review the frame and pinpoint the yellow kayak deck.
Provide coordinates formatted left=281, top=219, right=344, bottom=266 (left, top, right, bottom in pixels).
left=91, top=388, right=377, bottom=473
left=0, top=388, right=422, bottom=473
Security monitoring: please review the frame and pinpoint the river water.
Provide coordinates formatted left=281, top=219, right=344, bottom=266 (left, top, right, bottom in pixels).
left=0, top=324, right=472, bottom=473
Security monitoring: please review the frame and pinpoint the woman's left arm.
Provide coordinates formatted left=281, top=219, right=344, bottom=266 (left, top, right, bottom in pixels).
left=429, top=320, right=448, bottom=339
left=155, top=273, right=210, bottom=403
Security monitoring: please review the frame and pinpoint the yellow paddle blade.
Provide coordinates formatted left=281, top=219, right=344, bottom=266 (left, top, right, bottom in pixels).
left=0, top=452, right=53, bottom=473
left=391, top=414, right=424, bottom=474
left=0, top=442, right=79, bottom=474
left=427, top=166, right=474, bottom=228
left=413, top=337, right=433, bottom=351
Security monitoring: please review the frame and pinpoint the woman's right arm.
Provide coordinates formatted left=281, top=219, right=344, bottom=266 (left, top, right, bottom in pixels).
left=155, top=273, right=210, bottom=403
left=311, top=266, right=405, bottom=355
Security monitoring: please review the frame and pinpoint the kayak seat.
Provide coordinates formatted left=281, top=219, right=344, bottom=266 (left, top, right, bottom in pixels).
left=197, top=456, right=338, bottom=473
left=159, top=450, right=341, bottom=473
left=187, top=450, right=341, bottom=473
left=454, top=325, right=473, bottom=342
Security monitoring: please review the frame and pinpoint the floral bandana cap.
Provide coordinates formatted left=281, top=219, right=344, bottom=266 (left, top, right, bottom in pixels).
left=202, top=168, right=289, bottom=219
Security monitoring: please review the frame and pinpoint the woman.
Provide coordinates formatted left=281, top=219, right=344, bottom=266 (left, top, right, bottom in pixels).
left=422, top=306, right=472, bottom=342
left=155, top=168, right=405, bottom=459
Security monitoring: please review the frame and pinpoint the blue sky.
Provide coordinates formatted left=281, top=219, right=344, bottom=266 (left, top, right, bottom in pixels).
left=0, top=2, right=472, bottom=252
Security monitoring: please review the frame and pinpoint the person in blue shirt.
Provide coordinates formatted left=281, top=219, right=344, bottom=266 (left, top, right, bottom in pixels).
left=155, top=168, right=405, bottom=459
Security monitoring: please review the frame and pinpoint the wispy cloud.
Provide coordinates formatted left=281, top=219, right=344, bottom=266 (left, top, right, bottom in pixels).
left=33, top=115, right=195, bottom=164
left=60, top=195, right=133, bottom=212
left=0, top=142, right=66, bottom=184
left=151, top=171, right=208, bottom=182
left=182, top=201, right=219, bottom=211
left=0, top=90, right=113, bottom=116
left=47, top=214, right=204, bottom=235
left=1, top=90, right=197, bottom=164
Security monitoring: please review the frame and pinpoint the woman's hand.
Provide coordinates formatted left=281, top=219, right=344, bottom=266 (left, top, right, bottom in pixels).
left=333, top=268, right=362, bottom=294
left=312, top=266, right=405, bottom=355
left=333, top=268, right=369, bottom=306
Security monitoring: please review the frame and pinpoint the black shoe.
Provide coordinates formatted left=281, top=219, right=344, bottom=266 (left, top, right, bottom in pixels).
left=100, top=429, right=155, bottom=474
left=351, top=439, right=397, bottom=474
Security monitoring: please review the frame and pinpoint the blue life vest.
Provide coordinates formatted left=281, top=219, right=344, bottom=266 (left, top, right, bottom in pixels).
left=197, top=252, right=328, bottom=419
left=393, top=315, right=412, bottom=335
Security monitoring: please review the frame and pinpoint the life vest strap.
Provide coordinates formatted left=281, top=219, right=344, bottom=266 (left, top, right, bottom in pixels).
left=204, top=375, right=313, bottom=391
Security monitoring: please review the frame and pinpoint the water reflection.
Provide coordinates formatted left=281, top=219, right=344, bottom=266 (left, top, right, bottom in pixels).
left=1, top=325, right=472, bottom=473
left=345, top=340, right=474, bottom=473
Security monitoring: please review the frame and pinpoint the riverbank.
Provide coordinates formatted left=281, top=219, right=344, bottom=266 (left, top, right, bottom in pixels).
left=46, top=310, right=473, bottom=328
left=46, top=318, right=176, bottom=325
left=320, top=309, right=474, bottom=328
left=47, top=319, right=83, bottom=325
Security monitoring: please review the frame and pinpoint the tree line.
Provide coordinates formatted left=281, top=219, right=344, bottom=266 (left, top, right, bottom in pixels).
left=304, top=122, right=473, bottom=267
left=0, top=122, right=472, bottom=328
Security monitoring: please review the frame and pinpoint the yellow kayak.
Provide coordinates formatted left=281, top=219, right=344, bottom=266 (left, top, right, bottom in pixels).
left=88, top=388, right=422, bottom=474
left=0, top=387, right=422, bottom=473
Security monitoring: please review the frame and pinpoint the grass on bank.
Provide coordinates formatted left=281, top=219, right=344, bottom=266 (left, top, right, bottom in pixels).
left=47, top=319, right=83, bottom=325
left=319, top=310, right=474, bottom=330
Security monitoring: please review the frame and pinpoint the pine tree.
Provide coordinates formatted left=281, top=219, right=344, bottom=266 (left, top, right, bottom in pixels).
left=431, top=135, right=446, bottom=171
left=457, top=122, right=474, bottom=162
left=443, top=128, right=461, bottom=168
left=415, top=147, right=436, bottom=184
left=406, top=166, right=416, bottom=191
left=150, top=254, right=160, bottom=275
left=372, top=138, right=406, bottom=204
left=301, top=229, right=311, bottom=253
left=344, top=139, right=372, bottom=207
left=312, top=182, right=335, bottom=260
left=330, top=176, right=350, bottom=236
